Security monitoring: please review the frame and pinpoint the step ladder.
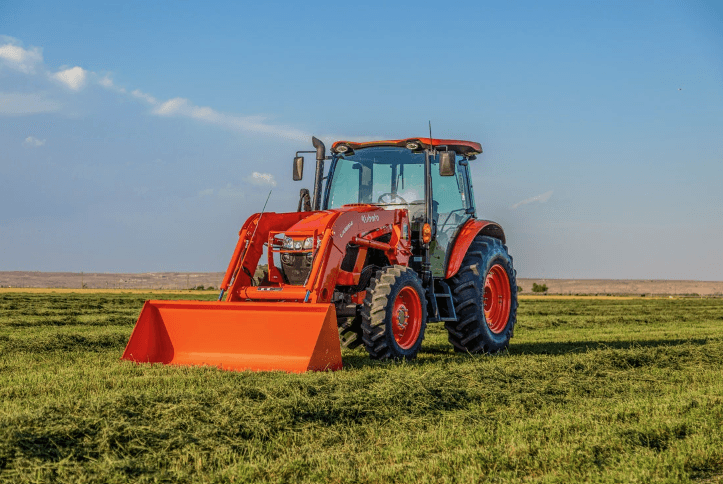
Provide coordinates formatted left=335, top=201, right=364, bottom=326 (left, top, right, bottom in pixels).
left=431, top=279, right=458, bottom=322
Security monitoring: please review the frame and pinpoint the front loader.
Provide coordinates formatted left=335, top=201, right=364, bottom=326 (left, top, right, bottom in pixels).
left=122, top=136, right=518, bottom=372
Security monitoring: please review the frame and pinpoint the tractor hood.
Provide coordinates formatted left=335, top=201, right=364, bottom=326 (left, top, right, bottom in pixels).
left=283, top=204, right=383, bottom=239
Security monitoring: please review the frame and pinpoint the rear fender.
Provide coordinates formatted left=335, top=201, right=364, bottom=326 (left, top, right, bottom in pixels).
left=444, top=219, right=506, bottom=279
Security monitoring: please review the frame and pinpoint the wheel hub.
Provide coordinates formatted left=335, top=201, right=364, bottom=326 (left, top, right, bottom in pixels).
left=396, top=306, right=409, bottom=330
left=483, top=264, right=512, bottom=334
left=391, top=287, right=422, bottom=350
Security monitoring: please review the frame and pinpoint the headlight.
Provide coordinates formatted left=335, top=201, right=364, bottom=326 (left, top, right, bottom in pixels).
left=283, top=237, right=293, bottom=249
left=303, top=237, right=314, bottom=249
left=294, top=240, right=302, bottom=250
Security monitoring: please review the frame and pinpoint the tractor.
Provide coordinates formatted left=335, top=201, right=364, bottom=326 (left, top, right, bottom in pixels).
left=122, top=136, right=518, bottom=372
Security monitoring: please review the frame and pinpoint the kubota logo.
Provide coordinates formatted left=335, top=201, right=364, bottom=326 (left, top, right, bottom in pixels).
left=361, top=214, right=379, bottom=224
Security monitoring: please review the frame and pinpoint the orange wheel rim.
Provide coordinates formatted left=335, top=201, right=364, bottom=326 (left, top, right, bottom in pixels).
left=483, top=264, right=511, bottom=334
left=392, top=286, right=422, bottom=349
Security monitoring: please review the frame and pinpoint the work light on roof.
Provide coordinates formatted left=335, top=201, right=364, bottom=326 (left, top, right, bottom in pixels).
left=336, top=144, right=349, bottom=153
left=405, top=141, right=420, bottom=150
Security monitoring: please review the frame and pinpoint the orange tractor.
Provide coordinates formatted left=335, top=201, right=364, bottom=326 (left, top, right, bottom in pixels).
left=122, top=136, right=518, bottom=372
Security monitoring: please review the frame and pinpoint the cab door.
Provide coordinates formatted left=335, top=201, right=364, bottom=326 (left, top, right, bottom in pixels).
left=430, top=154, right=474, bottom=276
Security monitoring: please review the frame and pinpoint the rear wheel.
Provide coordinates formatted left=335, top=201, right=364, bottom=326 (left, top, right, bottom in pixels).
left=361, top=266, right=427, bottom=360
left=445, top=235, right=517, bottom=353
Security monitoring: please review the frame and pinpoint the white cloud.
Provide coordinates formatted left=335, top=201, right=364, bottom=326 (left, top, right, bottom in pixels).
left=0, top=92, right=62, bottom=116
left=147, top=96, right=310, bottom=141
left=510, top=190, right=553, bottom=209
left=96, top=74, right=125, bottom=93
left=197, top=188, right=214, bottom=197
left=141, top=91, right=371, bottom=143
left=52, top=66, right=87, bottom=91
left=1, top=35, right=366, bottom=143
left=0, top=38, right=43, bottom=74
left=246, top=172, right=277, bottom=187
left=23, top=136, right=46, bottom=147
left=99, top=75, right=113, bottom=88
left=131, top=89, right=158, bottom=105
left=152, top=97, right=187, bottom=116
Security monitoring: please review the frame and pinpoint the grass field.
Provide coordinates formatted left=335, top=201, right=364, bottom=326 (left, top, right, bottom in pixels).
left=1, top=293, right=722, bottom=483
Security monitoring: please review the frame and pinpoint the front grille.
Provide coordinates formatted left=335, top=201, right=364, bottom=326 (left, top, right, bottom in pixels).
left=280, top=252, right=313, bottom=286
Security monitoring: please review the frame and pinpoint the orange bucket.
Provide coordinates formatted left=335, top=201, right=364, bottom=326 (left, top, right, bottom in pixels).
left=121, top=300, right=342, bottom=373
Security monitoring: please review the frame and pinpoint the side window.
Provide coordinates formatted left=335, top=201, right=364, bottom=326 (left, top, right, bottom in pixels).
left=431, top=156, right=467, bottom=215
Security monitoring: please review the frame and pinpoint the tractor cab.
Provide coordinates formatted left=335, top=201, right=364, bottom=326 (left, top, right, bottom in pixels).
left=298, top=138, right=482, bottom=277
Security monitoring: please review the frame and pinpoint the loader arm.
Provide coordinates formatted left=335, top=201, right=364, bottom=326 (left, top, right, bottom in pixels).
left=223, top=205, right=411, bottom=304
left=220, top=211, right=308, bottom=293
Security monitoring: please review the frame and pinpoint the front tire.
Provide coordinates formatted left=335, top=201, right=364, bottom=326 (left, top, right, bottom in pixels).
left=445, top=235, right=517, bottom=353
left=361, top=266, right=427, bottom=360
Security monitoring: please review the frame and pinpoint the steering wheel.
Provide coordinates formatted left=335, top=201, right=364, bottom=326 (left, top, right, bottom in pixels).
left=377, top=192, right=408, bottom=204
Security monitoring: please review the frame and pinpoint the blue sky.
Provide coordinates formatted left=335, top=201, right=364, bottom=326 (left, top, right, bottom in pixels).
left=1, top=0, right=721, bottom=279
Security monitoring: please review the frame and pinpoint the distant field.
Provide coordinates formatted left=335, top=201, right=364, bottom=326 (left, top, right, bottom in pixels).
left=1, top=293, right=722, bottom=483
left=0, top=287, right=660, bottom=300
left=0, top=287, right=219, bottom=295
left=3, top=271, right=722, bottom=296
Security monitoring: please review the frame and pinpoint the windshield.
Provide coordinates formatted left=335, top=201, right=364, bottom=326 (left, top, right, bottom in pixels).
left=325, top=146, right=470, bottom=214
left=326, top=147, right=426, bottom=208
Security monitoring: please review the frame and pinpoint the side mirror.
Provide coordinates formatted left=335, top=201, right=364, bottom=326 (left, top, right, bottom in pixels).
left=293, top=156, right=304, bottom=181
left=439, top=151, right=456, bottom=176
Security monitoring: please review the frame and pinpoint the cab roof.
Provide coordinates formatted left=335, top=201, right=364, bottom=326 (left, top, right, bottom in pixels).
left=331, top=137, right=483, bottom=157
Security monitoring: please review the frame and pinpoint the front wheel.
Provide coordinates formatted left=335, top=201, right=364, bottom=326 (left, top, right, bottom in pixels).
left=445, top=235, right=517, bottom=353
left=361, top=266, right=427, bottom=360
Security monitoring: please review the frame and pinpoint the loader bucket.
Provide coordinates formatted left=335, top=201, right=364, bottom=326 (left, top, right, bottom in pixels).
left=121, top=300, right=342, bottom=373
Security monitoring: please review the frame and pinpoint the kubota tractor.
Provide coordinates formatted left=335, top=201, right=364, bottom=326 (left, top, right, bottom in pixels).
left=122, top=136, right=517, bottom=372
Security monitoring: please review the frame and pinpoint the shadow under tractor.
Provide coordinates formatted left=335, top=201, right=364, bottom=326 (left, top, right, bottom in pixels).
left=122, top=136, right=518, bottom=372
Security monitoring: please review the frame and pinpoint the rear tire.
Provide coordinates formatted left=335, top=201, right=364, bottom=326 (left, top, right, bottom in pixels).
left=361, top=266, right=427, bottom=360
left=445, top=235, right=517, bottom=353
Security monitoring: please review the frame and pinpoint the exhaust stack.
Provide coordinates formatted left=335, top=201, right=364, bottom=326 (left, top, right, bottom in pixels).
left=311, top=136, right=325, bottom=211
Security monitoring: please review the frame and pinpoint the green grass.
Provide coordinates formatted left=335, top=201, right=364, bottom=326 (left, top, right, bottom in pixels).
left=1, top=293, right=722, bottom=483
